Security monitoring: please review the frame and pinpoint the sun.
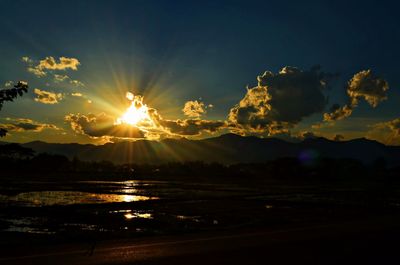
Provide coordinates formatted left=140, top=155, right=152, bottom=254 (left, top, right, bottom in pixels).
left=117, top=92, right=155, bottom=127
left=120, top=102, right=149, bottom=125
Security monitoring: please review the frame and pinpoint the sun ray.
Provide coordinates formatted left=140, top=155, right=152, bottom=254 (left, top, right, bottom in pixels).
left=116, top=92, right=155, bottom=128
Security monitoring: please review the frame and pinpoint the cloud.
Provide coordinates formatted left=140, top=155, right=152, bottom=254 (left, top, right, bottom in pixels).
left=323, top=103, right=353, bottom=122
left=324, top=70, right=389, bottom=122
left=34, top=88, right=63, bottom=104
left=24, top=56, right=80, bottom=77
left=38, top=56, right=80, bottom=71
left=182, top=100, right=206, bottom=118
left=228, top=66, right=332, bottom=136
left=0, top=118, right=59, bottom=132
left=4, top=81, right=13, bottom=87
left=69, top=79, right=85, bottom=87
left=145, top=102, right=225, bottom=136
left=368, top=118, right=400, bottom=145
left=54, top=74, right=69, bottom=83
left=158, top=118, right=225, bottom=136
left=21, top=56, right=33, bottom=63
left=27, top=67, right=46, bottom=77
left=65, top=113, right=145, bottom=138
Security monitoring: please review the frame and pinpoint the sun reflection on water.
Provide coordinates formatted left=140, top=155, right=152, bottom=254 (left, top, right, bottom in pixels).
left=5, top=191, right=159, bottom=206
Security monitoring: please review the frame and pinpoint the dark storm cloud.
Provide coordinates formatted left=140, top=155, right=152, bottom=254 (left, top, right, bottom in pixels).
left=228, top=66, right=332, bottom=135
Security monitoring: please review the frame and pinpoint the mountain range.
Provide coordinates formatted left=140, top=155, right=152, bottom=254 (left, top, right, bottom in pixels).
left=2, top=134, right=400, bottom=166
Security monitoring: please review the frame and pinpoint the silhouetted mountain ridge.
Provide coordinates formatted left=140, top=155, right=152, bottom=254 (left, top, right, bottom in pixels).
left=1, top=134, right=399, bottom=166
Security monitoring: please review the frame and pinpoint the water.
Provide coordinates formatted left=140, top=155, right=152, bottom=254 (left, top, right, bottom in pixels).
left=0, top=179, right=258, bottom=237
left=0, top=179, right=372, bottom=239
left=2, top=191, right=158, bottom=207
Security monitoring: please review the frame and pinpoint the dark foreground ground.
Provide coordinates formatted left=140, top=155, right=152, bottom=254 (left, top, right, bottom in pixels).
left=0, top=215, right=400, bottom=265
left=1, top=176, right=400, bottom=265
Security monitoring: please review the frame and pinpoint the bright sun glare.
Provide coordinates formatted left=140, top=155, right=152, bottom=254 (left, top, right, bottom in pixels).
left=117, top=92, right=154, bottom=127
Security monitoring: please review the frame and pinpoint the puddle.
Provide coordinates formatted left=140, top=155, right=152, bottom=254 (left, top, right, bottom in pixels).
left=1, top=191, right=159, bottom=206
left=124, top=212, right=153, bottom=219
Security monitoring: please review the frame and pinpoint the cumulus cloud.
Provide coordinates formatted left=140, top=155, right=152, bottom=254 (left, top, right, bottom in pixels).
left=38, top=56, right=80, bottom=71
left=34, top=88, right=63, bottom=104
left=24, top=56, right=80, bottom=77
left=182, top=100, right=206, bottom=118
left=228, top=66, right=332, bottom=136
left=0, top=118, right=59, bottom=133
left=65, top=113, right=145, bottom=138
left=324, top=70, right=389, bottom=122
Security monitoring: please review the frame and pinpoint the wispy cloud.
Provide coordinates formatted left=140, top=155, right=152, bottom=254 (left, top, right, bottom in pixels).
left=0, top=118, right=60, bottom=133
left=368, top=118, right=400, bottom=145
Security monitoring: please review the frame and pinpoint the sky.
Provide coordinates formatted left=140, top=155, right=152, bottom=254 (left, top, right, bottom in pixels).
left=0, top=0, right=399, bottom=145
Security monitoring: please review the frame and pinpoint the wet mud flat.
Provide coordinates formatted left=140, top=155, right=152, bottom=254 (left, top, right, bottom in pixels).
left=1, top=178, right=400, bottom=248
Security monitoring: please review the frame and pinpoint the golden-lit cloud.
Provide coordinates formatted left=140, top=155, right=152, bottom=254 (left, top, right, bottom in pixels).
left=38, top=56, right=80, bottom=71
left=157, top=118, right=225, bottom=136
left=324, top=70, right=389, bottom=122
left=182, top=100, right=206, bottom=118
left=228, top=66, right=331, bottom=136
left=54, top=74, right=69, bottom=83
left=24, top=56, right=80, bottom=77
left=368, top=118, right=400, bottom=145
left=34, top=88, right=63, bottom=104
left=69, top=79, right=85, bottom=87
left=65, top=112, right=145, bottom=139
left=0, top=118, right=59, bottom=133
left=65, top=92, right=225, bottom=141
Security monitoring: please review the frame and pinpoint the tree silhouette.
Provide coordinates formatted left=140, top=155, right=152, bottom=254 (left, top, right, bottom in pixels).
left=0, top=81, right=28, bottom=137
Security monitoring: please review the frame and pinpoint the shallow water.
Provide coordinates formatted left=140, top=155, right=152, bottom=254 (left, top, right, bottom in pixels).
left=0, top=179, right=382, bottom=239
left=2, top=191, right=158, bottom=207
left=0, top=179, right=256, bottom=236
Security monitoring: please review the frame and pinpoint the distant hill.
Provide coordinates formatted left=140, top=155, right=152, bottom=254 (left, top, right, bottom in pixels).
left=2, top=134, right=400, bottom=166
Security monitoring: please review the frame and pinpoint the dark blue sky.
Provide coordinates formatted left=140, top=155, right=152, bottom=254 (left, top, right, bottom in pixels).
left=0, top=0, right=399, bottom=144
